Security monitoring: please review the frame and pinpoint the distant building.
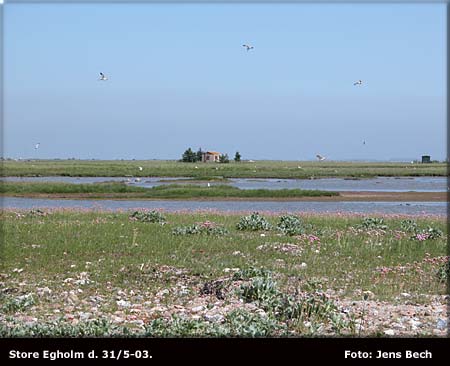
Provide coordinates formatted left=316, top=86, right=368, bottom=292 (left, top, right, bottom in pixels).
left=421, top=155, right=431, bottom=163
left=202, top=151, right=221, bottom=163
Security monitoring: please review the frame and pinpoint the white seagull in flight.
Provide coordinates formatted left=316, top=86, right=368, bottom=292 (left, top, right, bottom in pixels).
left=99, top=72, right=108, bottom=81
left=316, top=154, right=326, bottom=161
left=35, top=143, right=40, bottom=150
left=243, top=44, right=254, bottom=51
left=353, top=80, right=363, bottom=86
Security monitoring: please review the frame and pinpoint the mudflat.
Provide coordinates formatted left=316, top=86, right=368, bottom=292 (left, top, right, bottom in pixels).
left=5, top=191, right=447, bottom=201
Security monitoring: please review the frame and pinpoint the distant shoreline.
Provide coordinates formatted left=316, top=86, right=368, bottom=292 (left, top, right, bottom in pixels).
left=1, top=159, right=448, bottom=179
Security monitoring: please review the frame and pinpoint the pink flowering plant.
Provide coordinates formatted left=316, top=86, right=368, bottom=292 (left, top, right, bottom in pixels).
left=411, top=227, right=443, bottom=241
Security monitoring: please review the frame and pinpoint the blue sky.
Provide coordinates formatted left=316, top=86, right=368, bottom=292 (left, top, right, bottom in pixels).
left=4, top=2, right=446, bottom=161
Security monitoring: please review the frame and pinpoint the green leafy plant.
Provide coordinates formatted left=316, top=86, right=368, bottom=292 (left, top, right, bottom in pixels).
left=239, top=276, right=279, bottom=304
left=423, top=227, right=443, bottom=239
left=27, top=209, right=48, bottom=217
left=236, top=270, right=352, bottom=334
left=276, top=215, right=306, bottom=236
left=129, top=210, right=166, bottom=223
left=232, top=267, right=272, bottom=281
left=1, top=294, right=36, bottom=313
left=0, top=318, right=129, bottom=337
left=236, top=212, right=272, bottom=231
left=400, top=219, right=418, bottom=233
left=172, top=221, right=229, bottom=236
left=411, top=227, right=443, bottom=241
left=224, top=309, right=284, bottom=337
left=143, top=311, right=284, bottom=337
left=144, top=315, right=223, bottom=337
left=436, top=259, right=450, bottom=283
left=358, top=217, right=388, bottom=230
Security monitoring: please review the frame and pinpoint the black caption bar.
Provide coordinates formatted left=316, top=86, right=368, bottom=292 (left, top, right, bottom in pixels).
left=0, top=338, right=449, bottom=364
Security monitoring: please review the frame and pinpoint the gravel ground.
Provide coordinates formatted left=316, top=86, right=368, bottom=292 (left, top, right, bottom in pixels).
left=1, top=265, right=447, bottom=337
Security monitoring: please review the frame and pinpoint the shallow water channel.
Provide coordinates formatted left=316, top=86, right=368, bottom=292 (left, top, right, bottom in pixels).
left=2, top=196, right=446, bottom=216
left=2, top=176, right=447, bottom=215
left=3, top=176, right=448, bottom=192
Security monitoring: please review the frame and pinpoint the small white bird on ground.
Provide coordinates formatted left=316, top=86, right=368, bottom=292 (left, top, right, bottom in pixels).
left=138, top=166, right=143, bottom=171
left=243, top=44, right=254, bottom=51
left=207, top=183, right=211, bottom=187
left=316, top=154, right=326, bottom=161
left=99, top=72, right=108, bottom=81
left=353, top=80, right=363, bottom=86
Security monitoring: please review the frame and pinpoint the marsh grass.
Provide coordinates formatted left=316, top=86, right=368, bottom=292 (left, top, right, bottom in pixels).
left=0, top=182, right=338, bottom=198
left=2, top=159, right=447, bottom=178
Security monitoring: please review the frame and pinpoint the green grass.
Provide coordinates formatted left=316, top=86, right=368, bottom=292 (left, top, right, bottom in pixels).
left=1, top=210, right=447, bottom=336
left=0, top=182, right=338, bottom=199
left=2, top=159, right=447, bottom=178
left=2, top=211, right=445, bottom=293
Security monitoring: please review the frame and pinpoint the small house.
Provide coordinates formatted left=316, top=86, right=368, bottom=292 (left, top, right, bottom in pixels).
left=202, top=151, right=221, bottom=163
left=421, top=155, right=431, bottom=164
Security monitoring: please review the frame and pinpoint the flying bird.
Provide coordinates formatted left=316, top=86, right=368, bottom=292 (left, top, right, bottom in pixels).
left=35, top=143, right=40, bottom=150
left=363, top=140, right=366, bottom=145
left=353, top=80, right=363, bottom=86
left=243, top=44, right=254, bottom=51
left=316, top=154, right=326, bottom=161
left=99, top=72, right=108, bottom=81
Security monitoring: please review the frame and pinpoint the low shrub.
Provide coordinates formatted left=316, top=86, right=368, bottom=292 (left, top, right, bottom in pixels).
left=0, top=318, right=128, bottom=337
left=1, top=294, right=36, bottom=313
left=172, top=221, right=229, bottom=236
left=232, top=267, right=272, bottom=281
left=358, top=217, right=388, bottom=230
left=436, top=259, right=450, bottom=283
left=400, top=219, right=418, bottom=233
left=236, top=212, right=272, bottom=231
left=276, top=215, right=306, bottom=236
left=129, top=210, right=166, bottom=223
left=411, top=227, right=443, bottom=241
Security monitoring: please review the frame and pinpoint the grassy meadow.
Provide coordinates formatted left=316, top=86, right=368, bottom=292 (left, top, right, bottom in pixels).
left=1, top=209, right=447, bottom=337
left=2, top=159, right=447, bottom=178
